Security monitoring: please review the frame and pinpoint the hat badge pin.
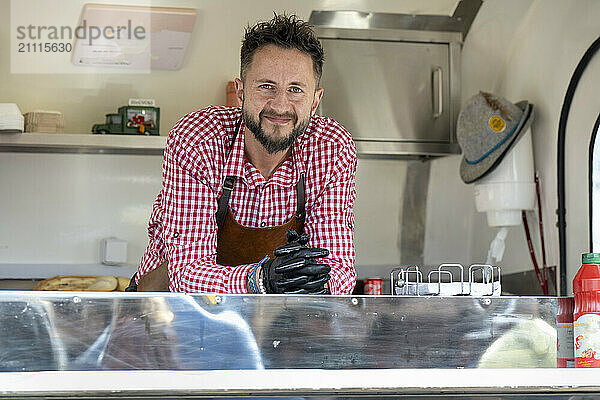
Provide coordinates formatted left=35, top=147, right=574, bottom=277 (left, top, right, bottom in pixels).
left=489, top=116, right=506, bottom=133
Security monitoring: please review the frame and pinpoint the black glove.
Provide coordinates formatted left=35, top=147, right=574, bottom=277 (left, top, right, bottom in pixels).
left=261, top=230, right=331, bottom=294
left=125, top=273, right=138, bottom=292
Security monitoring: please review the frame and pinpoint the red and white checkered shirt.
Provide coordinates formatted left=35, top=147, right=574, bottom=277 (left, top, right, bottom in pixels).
left=138, top=106, right=357, bottom=294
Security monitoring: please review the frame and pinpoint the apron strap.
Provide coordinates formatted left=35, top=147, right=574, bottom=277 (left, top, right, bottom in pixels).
left=227, top=117, right=243, bottom=158
left=295, top=173, right=306, bottom=222
left=216, top=117, right=243, bottom=229
left=216, top=175, right=236, bottom=229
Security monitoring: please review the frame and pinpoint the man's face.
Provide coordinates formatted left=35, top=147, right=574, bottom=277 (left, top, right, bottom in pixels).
left=236, top=44, right=323, bottom=154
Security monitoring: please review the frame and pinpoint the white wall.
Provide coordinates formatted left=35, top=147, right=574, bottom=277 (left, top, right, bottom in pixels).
left=0, top=152, right=162, bottom=265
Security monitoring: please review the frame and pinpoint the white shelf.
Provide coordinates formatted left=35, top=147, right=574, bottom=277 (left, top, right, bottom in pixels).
left=0, top=132, right=166, bottom=155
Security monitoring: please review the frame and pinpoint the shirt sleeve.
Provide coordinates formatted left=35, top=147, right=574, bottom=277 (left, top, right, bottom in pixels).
left=162, top=134, right=252, bottom=294
left=137, top=189, right=167, bottom=282
left=305, top=139, right=357, bottom=295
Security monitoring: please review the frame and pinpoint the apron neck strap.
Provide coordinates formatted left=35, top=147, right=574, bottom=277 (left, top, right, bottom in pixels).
left=226, top=117, right=243, bottom=159
left=216, top=176, right=236, bottom=229
left=295, top=173, right=306, bottom=222
left=216, top=117, right=243, bottom=228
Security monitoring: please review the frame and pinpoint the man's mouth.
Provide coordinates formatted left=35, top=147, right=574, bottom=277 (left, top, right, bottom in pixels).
left=260, top=110, right=297, bottom=126
left=263, top=115, right=292, bottom=125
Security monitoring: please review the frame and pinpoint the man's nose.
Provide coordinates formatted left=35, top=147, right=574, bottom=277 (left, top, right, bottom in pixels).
left=268, top=88, right=292, bottom=113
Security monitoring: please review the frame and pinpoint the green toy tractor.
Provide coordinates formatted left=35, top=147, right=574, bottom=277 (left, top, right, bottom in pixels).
left=92, top=106, right=160, bottom=136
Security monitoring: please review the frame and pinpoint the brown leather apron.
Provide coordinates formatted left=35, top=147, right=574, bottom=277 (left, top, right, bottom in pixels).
left=137, top=120, right=305, bottom=291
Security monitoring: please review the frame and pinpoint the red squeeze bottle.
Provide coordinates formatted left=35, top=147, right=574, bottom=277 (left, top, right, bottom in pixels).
left=557, top=297, right=575, bottom=367
left=573, top=252, right=600, bottom=368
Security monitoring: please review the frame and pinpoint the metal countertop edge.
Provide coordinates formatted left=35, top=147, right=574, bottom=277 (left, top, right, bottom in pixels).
left=2, top=369, right=600, bottom=395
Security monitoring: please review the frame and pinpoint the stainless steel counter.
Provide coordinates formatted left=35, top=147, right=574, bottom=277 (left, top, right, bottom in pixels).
left=0, top=292, right=595, bottom=399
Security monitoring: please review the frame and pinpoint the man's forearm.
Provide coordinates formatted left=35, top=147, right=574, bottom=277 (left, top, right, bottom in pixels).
left=325, top=257, right=357, bottom=294
left=170, top=255, right=255, bottom=293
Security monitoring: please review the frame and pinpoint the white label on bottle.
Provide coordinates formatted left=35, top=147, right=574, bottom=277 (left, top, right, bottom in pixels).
left=557, top=322, right=574, bottom=359
left=574, top=314, right=600, bottom=360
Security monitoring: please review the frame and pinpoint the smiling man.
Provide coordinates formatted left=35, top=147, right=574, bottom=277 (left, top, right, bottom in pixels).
left=133, top=14, right=357, bottom=295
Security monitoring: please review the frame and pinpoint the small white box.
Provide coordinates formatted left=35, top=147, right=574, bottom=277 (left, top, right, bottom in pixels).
left=100, top=237, right=128, bottom=266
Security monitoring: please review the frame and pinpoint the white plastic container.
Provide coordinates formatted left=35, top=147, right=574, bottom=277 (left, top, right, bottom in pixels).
left=473, top=127, right=535, bottom=227
left=0, top=103, right=24, bottom=133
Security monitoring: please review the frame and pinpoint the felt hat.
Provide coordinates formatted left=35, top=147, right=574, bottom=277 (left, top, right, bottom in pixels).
left=457, top=91, right=534, bottom=184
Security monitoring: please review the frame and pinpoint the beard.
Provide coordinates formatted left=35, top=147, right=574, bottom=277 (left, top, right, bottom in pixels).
left=243, top=107, right=310, bottom=154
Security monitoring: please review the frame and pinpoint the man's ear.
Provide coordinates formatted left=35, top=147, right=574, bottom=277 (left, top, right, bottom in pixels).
left=311, top=87, right=324, bottom=115
left=234, top=78, right=244, bottom=106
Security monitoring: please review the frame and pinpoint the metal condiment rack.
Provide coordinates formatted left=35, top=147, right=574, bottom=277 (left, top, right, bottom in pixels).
left=390, top=264, right=501, bottom=296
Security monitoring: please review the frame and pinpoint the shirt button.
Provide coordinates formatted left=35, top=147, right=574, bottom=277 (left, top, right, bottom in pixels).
left=260, top=221, right=266, bottom=227
left=173, top=232, right=179, bottom=238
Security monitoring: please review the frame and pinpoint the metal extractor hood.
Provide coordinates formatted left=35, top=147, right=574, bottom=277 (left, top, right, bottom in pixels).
left=310, top=0, right=482, bottom=158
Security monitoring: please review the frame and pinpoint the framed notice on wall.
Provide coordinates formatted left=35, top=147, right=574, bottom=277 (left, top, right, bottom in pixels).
left=71, top=4, right=196, bottom=71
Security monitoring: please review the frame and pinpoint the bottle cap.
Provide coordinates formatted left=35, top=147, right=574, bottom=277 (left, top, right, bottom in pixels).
left=582, top=252, right=600, bottom=264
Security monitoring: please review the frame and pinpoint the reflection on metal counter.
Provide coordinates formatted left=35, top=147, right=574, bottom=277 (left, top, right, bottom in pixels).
left=0, top=292, right=557, bottom=371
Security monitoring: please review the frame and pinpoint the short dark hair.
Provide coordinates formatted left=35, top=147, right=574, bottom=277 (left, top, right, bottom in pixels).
left=240, top=13, right=324, bottom=85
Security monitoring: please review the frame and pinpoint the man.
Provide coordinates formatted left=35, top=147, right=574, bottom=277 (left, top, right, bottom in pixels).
left=133, top=14, right=357, bottom=294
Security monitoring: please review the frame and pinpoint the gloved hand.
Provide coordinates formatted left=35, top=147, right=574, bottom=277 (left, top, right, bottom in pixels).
left=261, top=230, right=331, bottom=294
left=125, top=273, right=138, bottom=292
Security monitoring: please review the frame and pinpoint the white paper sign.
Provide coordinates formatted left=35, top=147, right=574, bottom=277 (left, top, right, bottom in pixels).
left=128, top=99, right=156, bottom=106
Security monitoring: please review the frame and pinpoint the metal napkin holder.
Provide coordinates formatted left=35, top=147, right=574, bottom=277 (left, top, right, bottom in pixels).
left=390, top=263, right=501, bottom=296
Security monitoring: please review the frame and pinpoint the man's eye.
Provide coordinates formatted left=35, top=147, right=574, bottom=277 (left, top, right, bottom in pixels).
left=259, top=84, right=274, bottom=90
left=290, top=87, right=303, bottom=94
